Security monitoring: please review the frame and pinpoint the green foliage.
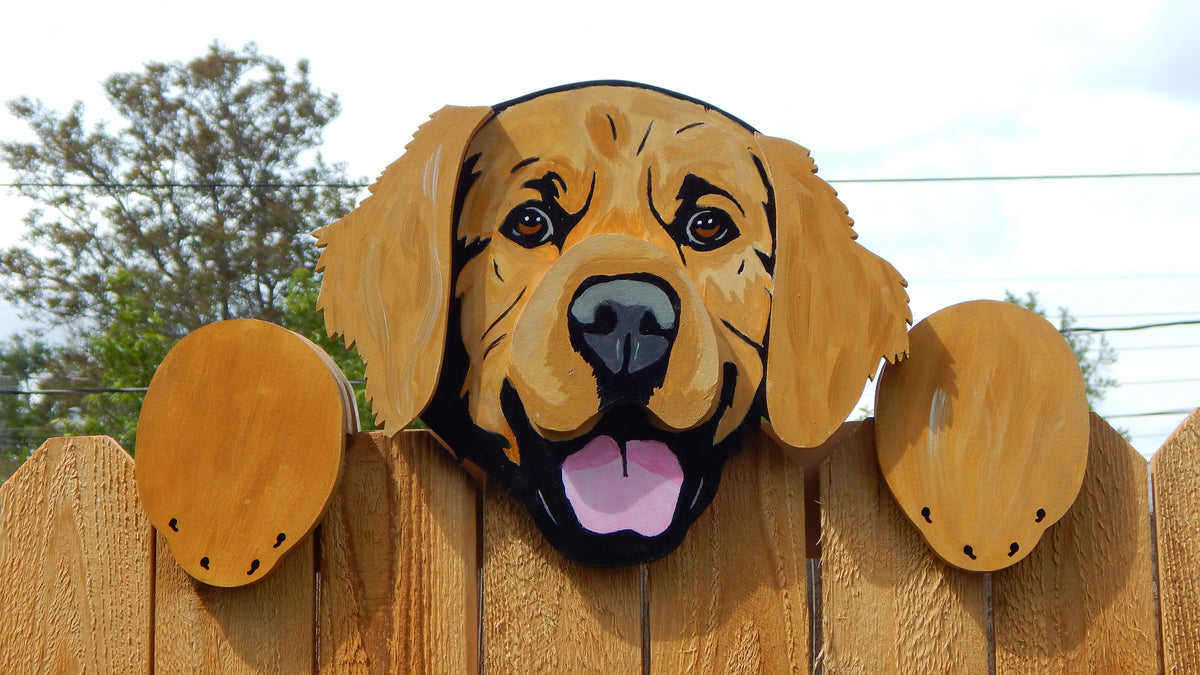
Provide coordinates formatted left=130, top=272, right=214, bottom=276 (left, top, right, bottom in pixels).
left=0, top=335, right=57, bottom=478
left=0, top=42, right=357, bottom=335
left=0, top=43, right=364, bottom=474
left=1004, top=290, right=1119, bottom=408
left=280, top=268, right=377, bottom=430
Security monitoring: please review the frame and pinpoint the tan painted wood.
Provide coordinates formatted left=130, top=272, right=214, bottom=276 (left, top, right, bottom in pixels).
left=992, top=413, right=1157, bottom=673
left=1151, top=407, right=1200, bottom=672
left=758, top=133, right=910, bottom=450
left=876, top=300, right=1090, bottom=572
left=153, top=525, right=314, bottom=672
left=318, top=430, right=479, bottom=674
left=482, top=482, right=641, bottom=672
left=648, top=427, right=808, bottom=673
left=0, top=437, right=152, bottom=673
left=507, top=233, right=723, bottom=436
left=136, top=318, right=354, bottom=587
left=819, top=420, right=989, bottom=674
left=315, top=105, right=494, bottom=436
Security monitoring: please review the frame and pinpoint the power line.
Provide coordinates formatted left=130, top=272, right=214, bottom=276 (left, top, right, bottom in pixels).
left=0, top=386, right=1191, bottom=425
left=1076, top=311, right=1200, bottom=319
left=1118, top=344, right=1200, bottom=352
left=1119, top=378, right=1200, bottom=387
left=827, top=171, right=1200, bottom=184
left=915, top=273, right=1200, bottom=284
left=0, top=381, right=368, bottom=395
left=2, top=181, right=369, bottom=190
left=4, top=170, right=1200, bottom=191
left=0, top=387, right=147, bottom=395
left=1106, top=408, right=1195, bottom=419
left=1063, top=320, right=1200, bottom=334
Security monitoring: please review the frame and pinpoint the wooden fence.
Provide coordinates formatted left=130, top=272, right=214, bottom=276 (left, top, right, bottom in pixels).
left=1, top=409, right=1197, bottom=673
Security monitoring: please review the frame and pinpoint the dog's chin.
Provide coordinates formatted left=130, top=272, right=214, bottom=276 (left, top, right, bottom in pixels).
left=490, top=379, right=738, bottom=566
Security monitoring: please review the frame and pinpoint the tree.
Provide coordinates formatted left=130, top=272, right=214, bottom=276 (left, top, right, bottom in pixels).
left=0, top=43, right=368, bottom=475
left=0, top=334, right=57, bottom=478
left=1004, top=290, right=1118, bottom=408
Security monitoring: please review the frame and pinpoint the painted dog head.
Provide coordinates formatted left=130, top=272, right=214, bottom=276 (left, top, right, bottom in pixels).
left=316, top=82, right=910, bottom=565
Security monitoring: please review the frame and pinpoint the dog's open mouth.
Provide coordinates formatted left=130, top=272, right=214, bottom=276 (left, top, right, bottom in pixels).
left=494, top=376, right=738, bottom=566
left=561, top=435, right=683, bottom=537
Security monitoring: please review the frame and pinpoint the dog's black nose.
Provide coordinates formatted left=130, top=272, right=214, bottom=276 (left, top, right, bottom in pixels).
left=568, top=276, right=679, bottom=393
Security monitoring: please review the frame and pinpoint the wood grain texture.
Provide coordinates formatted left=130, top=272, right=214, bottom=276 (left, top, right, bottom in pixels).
left=992, top=413, right=1157, bottom=674
left=648, top=428, right=808, bottom=673
left=1151, top=407, right=1200, bottom=673
left=137, top=318, right=353, bottom=587
left=482, top=482, right=641, bottom=673
left=819, top=420, right=988, bottom=674
left=876, top=300, right=1090, bottom=572
left=153, top=525, right=314, bottom=672
left=318, top=430, right=479, bottom=674
left=0, top=437, right=152, bottom=673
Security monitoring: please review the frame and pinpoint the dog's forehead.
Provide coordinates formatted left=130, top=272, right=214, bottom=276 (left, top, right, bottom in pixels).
left=468, top=85, right=754, bottom=161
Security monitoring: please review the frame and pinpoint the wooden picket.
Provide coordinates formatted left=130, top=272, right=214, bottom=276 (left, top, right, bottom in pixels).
left=1151, top=407, right=1200, bottom=672
left=1, top=410, right=1197, bottom=673
left=0, top=437, right=152, bottom=673
left=818, top=420, right=989, bottom=673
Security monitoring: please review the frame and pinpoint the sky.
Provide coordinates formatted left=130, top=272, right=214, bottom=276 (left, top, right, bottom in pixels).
left=0, top=0, right=1196, bottom=457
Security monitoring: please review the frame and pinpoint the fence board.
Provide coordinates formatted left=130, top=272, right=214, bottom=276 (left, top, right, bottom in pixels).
left=648, top=428, right=809, bottom=673
left=819, top=420, right=989, bottom=674
left=318, top=430, right=479, bottom=674
left=992, top=413, right=1157, bottom=673
left=1151, top=407, right=1200, bottom=673
left=482, top=481, right=641, bottom=673
left=153, top=503, right=315, bottom=672
left=0, top=436, right=152, bottom=673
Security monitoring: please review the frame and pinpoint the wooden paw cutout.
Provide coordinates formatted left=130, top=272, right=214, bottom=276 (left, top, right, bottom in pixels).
left=136, top=319, right=356, bottom=586
left=874, top=300, right=1089, bottom=572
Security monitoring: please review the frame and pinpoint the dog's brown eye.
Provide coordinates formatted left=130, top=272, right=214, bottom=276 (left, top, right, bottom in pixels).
left=684, top=209, right=738, bottom=250
left=501, top=204, right=555, bottom=247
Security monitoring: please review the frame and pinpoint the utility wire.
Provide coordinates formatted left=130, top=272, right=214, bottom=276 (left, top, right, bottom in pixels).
left=1106, top=409, right=1196, bottom=419
left=2, top=181, right=369, bottom=189
left=0, top=386, right=1192, bottom=425
left=1062, top=320, right=1200, bottom=333
left=827, top=171, right=1200, bottom=184
left=5, top=170, right=1200, bottom=190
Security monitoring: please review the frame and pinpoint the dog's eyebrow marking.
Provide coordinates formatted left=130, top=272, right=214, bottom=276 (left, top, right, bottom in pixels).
left=493, top=260, right=504, bottom=282
left=636, top=122, right=654, bottom=156
left=677, top=174, right=745, bottom=217
left=606, top=114, right=618, bottom=141
left=511, top=157, right=540, bottom=174
left=722, top=318, right=765, bottom=354
left=675, top=121, right=705, bottom=134
left=482, top=287, right=526, bottom=341
left=523, top=172, right=567, bottom=199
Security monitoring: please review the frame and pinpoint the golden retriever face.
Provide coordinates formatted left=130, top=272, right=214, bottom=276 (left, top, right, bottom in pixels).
left=316, top=83, right=910, bottom=565
left=456, top=89, right=772, bottom=455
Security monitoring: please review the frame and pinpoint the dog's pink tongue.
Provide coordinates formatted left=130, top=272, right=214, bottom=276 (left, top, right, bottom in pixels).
left=561, top=436, right=683, bottom=537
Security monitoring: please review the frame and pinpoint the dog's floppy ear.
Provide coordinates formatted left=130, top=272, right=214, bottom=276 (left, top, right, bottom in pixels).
left=315, top=105, right=493, bottom=435
left=756, top=135, right=911, bottom=448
